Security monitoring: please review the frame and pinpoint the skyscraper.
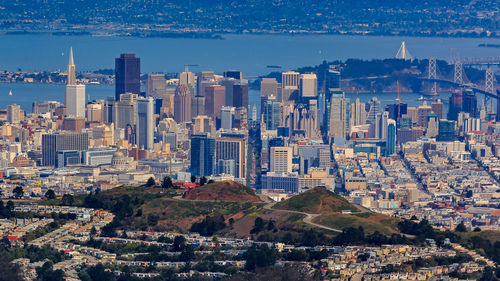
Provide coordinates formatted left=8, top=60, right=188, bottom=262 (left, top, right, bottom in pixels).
left=448, top=91, right=463, bottom=121
left=270, top=146, right=293, bottom=173
left=216, top=133, right=246, bottom=178
left=42, top=132, right=89, bottom=167
left=349, top=98, right=366, bottom=129
left=224, top=70, right=242, bottom=80
left=174, top=84, right=192, bottom=123
left=300, top=73, right=318, bottom=98
left=431, top=99, right=444, bottom=119
left=136, top=97, right=154, bottom=150
left=438, top=120, right=455, bottom=141
left=282, top=71, right=300, bottom=101
left=146, top=74, right=166, bottom=98
left=233, top=80, right=249, bottom=108
left=328, top=93, right=348, bottom=139
left=190, top=133, right=216, bottom=177
left=386, top=119, right=396, bottom=155
left=264, top=97, right=280, bottom=130
left=260, top=78, right=279, bottom=97
left=462, top=89, right=477, bottom=118
left=196, top=71, right=216, bottom=97
left=115, top=53, right=140, bottom=100
left=204, top=85, right=225, bottom=120
left=221, top=106, right=235, bottom=129
left=7, top=104, right=21, bottom=124
left=65, top=47, right=86, bottom=118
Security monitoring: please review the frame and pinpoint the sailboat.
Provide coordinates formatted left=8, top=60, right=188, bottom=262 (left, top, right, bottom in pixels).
left=8, top=90, right=12, bottom=96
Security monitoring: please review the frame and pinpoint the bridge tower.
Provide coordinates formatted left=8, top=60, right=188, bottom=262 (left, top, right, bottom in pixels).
left=396, top=41, right=412, bottom=60
left=485, top=68, right=495, bottom=94
left=428, top=58, right=437, bottom=95
left=454, top=60, right=463, bottom=85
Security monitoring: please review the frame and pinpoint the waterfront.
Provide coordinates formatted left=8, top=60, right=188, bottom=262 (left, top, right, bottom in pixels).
left=0, top=34, right=498, bottom=76
left=1, top=82, right=457, bottom=114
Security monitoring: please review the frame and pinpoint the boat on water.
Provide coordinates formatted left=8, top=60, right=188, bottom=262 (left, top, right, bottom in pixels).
left=8, top=90, right=12, bottom=96
left=418, top=96, right=426, bottom=101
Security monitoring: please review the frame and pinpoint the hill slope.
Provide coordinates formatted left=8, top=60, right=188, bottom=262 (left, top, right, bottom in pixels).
left=183, top=181, right=261, bottom=202
left=274, top=187, right=358, bottom=214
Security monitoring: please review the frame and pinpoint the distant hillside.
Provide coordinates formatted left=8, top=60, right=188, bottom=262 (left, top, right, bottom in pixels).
left=274, top=187, right=358, bottom=214
left=183, top=181, right=261, bottom=202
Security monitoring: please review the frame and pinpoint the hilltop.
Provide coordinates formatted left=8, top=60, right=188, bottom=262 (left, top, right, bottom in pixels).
left=272, top=187, right=400, bottom=235
left=183, top=181, right=261, bottom=202
left=273, top=187, right=359, bottom=214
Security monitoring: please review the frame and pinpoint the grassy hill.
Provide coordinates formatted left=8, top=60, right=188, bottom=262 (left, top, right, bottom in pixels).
left=272, top=187, right=400, bottom=235
left=183, top=181, right=261, bottom=202
left=273, top=187, right=359, bottom=214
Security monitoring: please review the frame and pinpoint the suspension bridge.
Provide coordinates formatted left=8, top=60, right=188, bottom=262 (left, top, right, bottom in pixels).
left=395, top=42, right=499, bottom=100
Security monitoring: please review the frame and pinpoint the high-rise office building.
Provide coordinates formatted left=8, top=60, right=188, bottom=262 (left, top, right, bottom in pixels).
left=204, top=85, right=225, bottom=120
left=326, top=69, right=341, bottom=91
left=366, top=97, right=381, bottom=124
left=417, top=102, right=432, bottom=128
left=115, top=53, right=140, bottom=100
left=221, top=106, right=235, bottom=129
left=349, top=98, right=366, bottom=129
left=462, top=89, right=477, bottom=118
left=233, top=80, right=249, bottom=109
left=437, top=120, right=455, bottom=141
left=136, top=97, right=154, bottom=150
left=328, top=93, right=348, bottom=139
left=260, top=78, right=279, bottom=97
left=191, top=96, right=205, bottom=118
left=264, top=97, right=280, bottom=130
left=431, top=99, right=444, bottom=119
left=174, top=84, right=192, bottom=123
left=42, top=132, right=89, bottom=167
left=197, top=71, right=215, bottom=97
left=65, top=47, right=86, bottom=118
left=300, top=73, right=318, bottom=98
left=386, top=119, right=396, bottom=155
left=385, top=103, right=407, bottom=120
left=190, top=133, right=215, bottom=177
left=7, top=104, right=21, bottom=124
left=193, top=115, right=215, bottom=136
left=65, top=85, right=86, bottom=118
left=448, top=91, right=463, bottom=121
left=146, top=74, right=166, bottom=98
left=282, top=71, right=300, bottom=101
left=426, top=113, right=439, bottom=137
left=224, top=70, right=242, bottom=80
left=270, top=146, right=293, bottom=173
left=216, top=133, right=246, bottom=178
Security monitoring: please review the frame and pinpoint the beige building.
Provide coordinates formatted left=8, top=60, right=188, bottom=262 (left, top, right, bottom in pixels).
left=270, top=146, right=293, bottom=173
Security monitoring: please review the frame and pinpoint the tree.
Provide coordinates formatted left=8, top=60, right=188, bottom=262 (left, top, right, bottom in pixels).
left=190, top=175, right=197, bottom=183
left=101, top=223, right=117, bottom=237
left=89, top=226, right=97, bottom=238
left=45, top=189, right=56, bottom=200
left=36, top=261, right=65, bottom=281
left=251, top=217, right=265, bottom=234
left=473, top=227, right=482, bottom=232
left=455, top=223, right=467, bottom=232
left=244, top=245, right=278, bottom=270
left=61, top=194, right=74, bottom=206
left=229, top=218, right=235, bottom=228
left=13, top=186, right=23, bottom=199
left=162, top=176, right=173, bottom=189
left=145, top=177, right=156, bottom=187
left=173, top=235, right=186, bottom=251
left=200, top=176, right=207, bottom=186
left=0, top=258, right=23, bottom=281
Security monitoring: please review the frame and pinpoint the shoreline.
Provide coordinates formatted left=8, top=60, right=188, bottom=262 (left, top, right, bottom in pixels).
left=1, top=30, right=499, bottom=40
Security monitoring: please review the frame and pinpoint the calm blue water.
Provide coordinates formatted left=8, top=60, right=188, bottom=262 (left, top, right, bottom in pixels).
left=0, top=34, right=498, bottom=76
left=0, top=82, right=455, bottom=114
